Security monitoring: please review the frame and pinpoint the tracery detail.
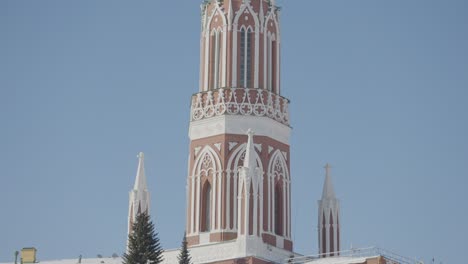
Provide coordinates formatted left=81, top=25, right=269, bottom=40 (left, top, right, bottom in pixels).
left=191, top=88, right=290, bottom=126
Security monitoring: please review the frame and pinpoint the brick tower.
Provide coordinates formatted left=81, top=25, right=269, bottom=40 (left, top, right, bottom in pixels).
left=185, top=0, right=293, bottom=262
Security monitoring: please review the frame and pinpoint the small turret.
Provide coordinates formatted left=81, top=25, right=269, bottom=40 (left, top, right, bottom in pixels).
left=318, top=164, right=341, bottom=257
left=127, top=152, right=151, bottom=251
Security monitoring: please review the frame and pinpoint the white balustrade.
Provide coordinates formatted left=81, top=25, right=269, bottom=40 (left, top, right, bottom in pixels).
left=191, top=88, right=290, bottom=126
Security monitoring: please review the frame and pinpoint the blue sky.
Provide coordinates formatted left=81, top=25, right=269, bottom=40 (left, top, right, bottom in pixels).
left=1, top=1, right=467, bottom=263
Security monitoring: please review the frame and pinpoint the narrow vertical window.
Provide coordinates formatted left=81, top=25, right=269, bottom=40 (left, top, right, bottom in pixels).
left=267, top=34, right=272, bottom=91
left=267, top=35, right=277, bottom=92
left=246, top=29, right=253, bottom=87
left=201, top=182, right=212, bottom=232
left=240, top=28, right=253, bottom=88
left=239, top=28, right=246, bottom=87
left=209, top=31, right=221, bottom=90
left=274, top=183, right=283, bottom=236
left=271, top=40, right=276, bottom=92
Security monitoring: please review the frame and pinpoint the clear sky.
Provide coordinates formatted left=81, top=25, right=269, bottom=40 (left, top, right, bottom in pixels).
left=1, top=1, right=467, bottom=263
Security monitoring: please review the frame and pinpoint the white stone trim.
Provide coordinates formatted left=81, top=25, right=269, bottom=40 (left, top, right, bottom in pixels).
left=190, top=175, right=195, bottom=234
left=189, top=115, right=291, bottom=145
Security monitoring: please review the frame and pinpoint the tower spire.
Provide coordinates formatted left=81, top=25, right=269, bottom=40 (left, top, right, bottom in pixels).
left=127, top=152, right=151, bottom=251
left=133, top=152, right=148, bottom=191
left=322, top=163, right=336, bottom=199
left=318, top=163, right=341, bottom=258
left=244, top=129, right=257, bottom=171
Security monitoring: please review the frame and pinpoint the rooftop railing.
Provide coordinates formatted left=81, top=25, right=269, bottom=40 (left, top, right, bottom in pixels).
left=285, top=247, right=424, bottom=264
left=190, top=88, right=290, bottom=126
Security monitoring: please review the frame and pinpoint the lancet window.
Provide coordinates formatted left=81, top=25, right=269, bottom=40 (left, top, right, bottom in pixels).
left=209, top=29, right=222, bottom=90
left=267, top=33, right=276, bottom=92
left=201, top=181, right=212, bottom=232
left=240, top=27, right=253, bottom=88
left=274, top=182, right=283, bottom=236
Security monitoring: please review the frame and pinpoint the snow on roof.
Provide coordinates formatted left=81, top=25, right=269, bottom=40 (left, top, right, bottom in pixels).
left=300, top=256, right=379, bottom=264
left=0, top=257, right=123, bottom=264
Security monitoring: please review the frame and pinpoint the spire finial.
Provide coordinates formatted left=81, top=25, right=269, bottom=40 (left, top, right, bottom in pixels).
left=325, top=163, right=331, bottom=178
left=321, top=163, right=336, bottom=199
left=134, top=152, right=148, bottom=190
left=244, top=129, right=256, bottom=170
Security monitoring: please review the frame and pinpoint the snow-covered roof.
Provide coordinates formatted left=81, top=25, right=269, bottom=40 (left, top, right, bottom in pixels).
left=0, top=257, right=123, bottom=264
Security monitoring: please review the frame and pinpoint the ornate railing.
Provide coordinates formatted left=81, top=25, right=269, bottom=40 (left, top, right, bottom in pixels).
left=285, top=247, right=424, bottom=264
left=190, top=88, right=290, bottom=126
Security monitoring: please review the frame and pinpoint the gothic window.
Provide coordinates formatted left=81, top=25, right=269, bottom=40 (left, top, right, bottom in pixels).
left=209, top=30, right=221, bottom=90
left=201, top=181, right=212, bottom=232
left=240, top=27, right=253, bottom=88
left=274, top=182, right=283, bottom=236
left=267, top=33, right=276, bottom=92
left=271, top=39, right=277, bottom=92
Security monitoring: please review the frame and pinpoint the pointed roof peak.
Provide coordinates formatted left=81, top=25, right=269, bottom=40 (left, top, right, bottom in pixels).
left=321, top=163, right=336, bottom=199
left=133, top=152, right=148, bottom=191
left=244, top=129, right=257, bottom=170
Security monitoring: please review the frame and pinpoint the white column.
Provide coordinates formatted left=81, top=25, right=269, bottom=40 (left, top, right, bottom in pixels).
left=267, top=172, right=271, bottom=232
left=285, top=180, right=290, bottom=238
left=195, top=175, right=201, bottom=234
left=237, top=176, right=243, bottom=235
left=212, top=170, right=217, bottom=230
left=275, top=39, right=280, bottom=93
left=282, top=180, right=286, bottom=238
left=252, top=180, right=258, bottom=237
left=263, top=29, right=267, bottom=90
left=245, top=179, right=250, bottom=236
left=217, top=171, right=222, bottom=230
left=233, top=170, right=238, bottom=231
left=271, top=175, right=275, bottom=234
left=190, top=176, right=195, bottom=234
left=226, top=170, right=231, bottom=231
left=259, top=173, right=264, bottom=236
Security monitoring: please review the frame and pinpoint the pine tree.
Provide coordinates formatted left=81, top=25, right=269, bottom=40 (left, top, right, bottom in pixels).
left=177, top=232, right=192, bottom=264
left=123, top=212, right=164, bottom=264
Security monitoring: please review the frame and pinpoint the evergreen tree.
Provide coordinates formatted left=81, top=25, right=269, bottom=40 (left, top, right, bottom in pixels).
left=177, top=232, right=192, bottom=264
left=123, top=212, right=164, bottom=264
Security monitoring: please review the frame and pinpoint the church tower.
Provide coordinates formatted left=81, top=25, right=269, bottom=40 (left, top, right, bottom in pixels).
left=186, top=0, right=293, bottom=260
left=318, top=164, right=341, bottom=257
left=127, top=152, right=150, bottom=248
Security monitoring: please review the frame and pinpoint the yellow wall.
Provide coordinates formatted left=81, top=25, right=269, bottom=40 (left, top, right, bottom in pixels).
left=21, top=248, right=36, bottom=263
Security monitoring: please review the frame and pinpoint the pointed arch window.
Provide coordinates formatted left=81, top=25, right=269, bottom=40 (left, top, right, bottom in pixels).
left=209, top=30, right=222, bottom=90
left=267, top=33, right=276, bottom=92
left=201, top=181, right=212, bottom=232
left=274, top=182, right=283, bottom=236
left=240, top=27, right=253, bottom=88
